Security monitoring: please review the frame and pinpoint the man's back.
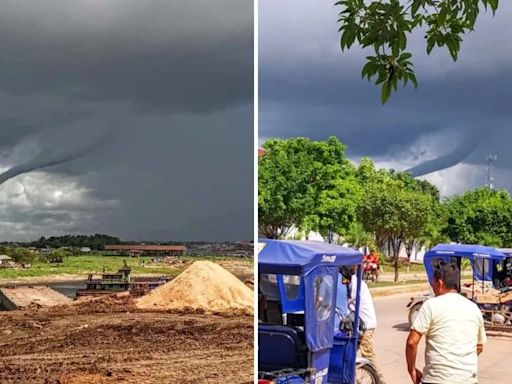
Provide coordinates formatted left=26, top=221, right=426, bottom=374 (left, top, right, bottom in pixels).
left=412, top=292, right=487, bottom=384
left=349, top=275, right=377, bottom=330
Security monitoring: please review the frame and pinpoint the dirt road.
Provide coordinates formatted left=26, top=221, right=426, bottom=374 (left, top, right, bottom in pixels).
left=374, top=292, right=512, bottom=384
left=0, top=295, right=253, bottom=384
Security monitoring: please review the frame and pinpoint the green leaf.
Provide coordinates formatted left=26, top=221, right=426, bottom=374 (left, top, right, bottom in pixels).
left=489, top=0, right=499, bottom=13
left=409, top=72, right=418, bottom=88
left=381, top=81, right=392, bottom=104
left=426, top=36, right=435, bottom=54
left=411, top=0, right=421, bottom=16
left=399, top=52, right=412, bottom=61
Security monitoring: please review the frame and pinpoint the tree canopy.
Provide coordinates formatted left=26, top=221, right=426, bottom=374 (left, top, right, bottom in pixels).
left=258, top=136, right=512, bottom=281
left=336, top=0, right=502, bottom=103
left=358, top=161, right=437, bottom=280
left=258, top=137, right=360, bottom=239
left=30, top=234, right=121, bottom=250
left=444, top=188, right=512, bottom=246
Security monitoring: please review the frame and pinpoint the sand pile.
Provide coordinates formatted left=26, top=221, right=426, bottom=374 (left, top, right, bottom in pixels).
left=135, top=260, right=253, bottom=313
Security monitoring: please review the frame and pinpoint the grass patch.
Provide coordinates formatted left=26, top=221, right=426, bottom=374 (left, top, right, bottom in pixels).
left=367, top=279, right=428, bottom=288
left=0, top=254, right=252, bottom=279
left=379, top=261, right=425, bottom=273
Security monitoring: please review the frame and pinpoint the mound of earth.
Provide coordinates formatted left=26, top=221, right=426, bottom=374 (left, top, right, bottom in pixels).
left=135, top=260, right=253, bottom=313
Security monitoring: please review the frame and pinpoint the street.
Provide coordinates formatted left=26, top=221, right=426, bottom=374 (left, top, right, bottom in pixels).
left=373, top=292, right=512, bottom=384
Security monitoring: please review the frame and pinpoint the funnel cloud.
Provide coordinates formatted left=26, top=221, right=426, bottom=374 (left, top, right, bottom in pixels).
left=404, top=129, right=488, bottom=177
left=259, top=0, right=512, bottom=195
left=0, top=0, right=253, bottom=242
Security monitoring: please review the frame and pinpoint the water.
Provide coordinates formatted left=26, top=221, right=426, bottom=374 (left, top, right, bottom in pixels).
left=48, top=281, right=86, bottom=298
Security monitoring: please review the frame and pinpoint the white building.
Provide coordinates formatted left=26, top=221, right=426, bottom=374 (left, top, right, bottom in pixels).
left=0, top=255, right=12, bottom=265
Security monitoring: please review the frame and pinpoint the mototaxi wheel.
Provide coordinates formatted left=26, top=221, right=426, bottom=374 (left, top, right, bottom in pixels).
left=355, top=362, right=380, bottom=384
left=408, top=302, right=423, bottom=327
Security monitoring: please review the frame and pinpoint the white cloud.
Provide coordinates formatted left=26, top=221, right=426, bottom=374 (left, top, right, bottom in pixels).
left=419, top=163, right=487, bottom=197
left=0, top=169, right=119, bottom=242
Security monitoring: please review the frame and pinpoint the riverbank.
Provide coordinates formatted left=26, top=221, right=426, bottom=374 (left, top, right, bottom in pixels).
left=0, top=274, right=87, bottom=286
left=0, top=255, right=253, bottom=282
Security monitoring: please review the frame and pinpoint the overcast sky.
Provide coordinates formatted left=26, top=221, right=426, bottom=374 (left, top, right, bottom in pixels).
left=260, top=1, right=512, bottom=197
left=0, top=0, right=253, bottom=242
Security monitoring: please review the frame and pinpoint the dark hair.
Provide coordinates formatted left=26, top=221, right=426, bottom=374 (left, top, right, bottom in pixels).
left=339, top=265, right=355, bottom=279
left=433, top=262, right=460, bottom=290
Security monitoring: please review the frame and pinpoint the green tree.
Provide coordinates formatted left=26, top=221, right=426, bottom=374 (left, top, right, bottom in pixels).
left=444, top=188, right=512, bottom=246
left=336, top=0, right=501, bottom=103
left=30, top=234, right=121, bottom=250
left=359, top=173, right=433, bottom=281
left=343, top=221, right=375, bottom=249
left=309, top=176, right=361, bottom=242
left=7, top=247, right=37, bottom=265
left=392, top=171, right=443, bottom=258
left=258, top=137, right=358, bottom=239
left=40, top=248, right=70, bottom=263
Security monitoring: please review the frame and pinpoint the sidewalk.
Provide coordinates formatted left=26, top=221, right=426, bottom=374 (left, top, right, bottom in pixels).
left=377, top=271, right=428, bottom=282
left=377, top=270, right=472, bottom=281
left=370, top=271, right=472, bottom=297
left=370, top=282, right=429, bottom=297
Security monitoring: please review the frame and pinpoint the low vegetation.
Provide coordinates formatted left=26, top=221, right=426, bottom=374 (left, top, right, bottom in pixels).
left=259, top=137, right=512, bottom=281
left=0, top=254, right=251, bottom=280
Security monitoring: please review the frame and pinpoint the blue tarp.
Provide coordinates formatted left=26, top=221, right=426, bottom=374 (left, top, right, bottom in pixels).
left=258, top=239, right=363, bottom=275
left=425, top=244, right=506, bottom=261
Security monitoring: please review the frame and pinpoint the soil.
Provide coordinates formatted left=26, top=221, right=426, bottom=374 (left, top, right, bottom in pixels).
left=0, top=295, right=253, bottom=384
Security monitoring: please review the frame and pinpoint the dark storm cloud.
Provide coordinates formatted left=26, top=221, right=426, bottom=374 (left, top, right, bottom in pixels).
left=260, top=0, right=512, bottom=191
left=0, top=0, right=252, bottom=113
left=0, top=0, right=253, bottom=242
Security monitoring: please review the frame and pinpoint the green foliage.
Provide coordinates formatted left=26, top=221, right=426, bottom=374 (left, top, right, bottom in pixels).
left=461, top=258, right=471, bottom=271
left=343, top=221, right=375, bottom=249
left=357, top=166, right=439, bottom=280
left=336, top=0, right=501, bottom=103
left=258, top=137, right=359, bottom=239
left=258, top=136, right=512, bottom=281
left=39, top=248, right=71, bottom=264
left=0, top=255, right=251, bottom=279
left=4, top=247, right=37, bottom=264
left=359, top=176, right=433, bottom=247
left=31, top=234, right=121, bottom=250
left=444, top=188, right=512, bottom=246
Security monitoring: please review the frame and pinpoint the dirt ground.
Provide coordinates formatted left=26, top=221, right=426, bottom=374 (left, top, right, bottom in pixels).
left=0, top=295, right=253, bottom=384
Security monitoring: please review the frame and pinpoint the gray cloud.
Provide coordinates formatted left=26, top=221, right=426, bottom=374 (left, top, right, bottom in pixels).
left=0, top=0, right=253, bottom=113
left=259, top=0, right=512, bottom=194
left=0, top=1, right=253, bottom=242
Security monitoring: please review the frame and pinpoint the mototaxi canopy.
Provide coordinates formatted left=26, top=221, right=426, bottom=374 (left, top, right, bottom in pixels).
left=258, top=239, right=364, bottom=353
left=258, top=239, right=363, bottom=275
left=424, top=243, right=506, bottom=282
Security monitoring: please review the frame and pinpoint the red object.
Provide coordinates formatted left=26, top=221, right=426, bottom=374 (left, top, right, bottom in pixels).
left=258, top=380, right=273, bottom=384
left=363, top=253, right=379, bottom=272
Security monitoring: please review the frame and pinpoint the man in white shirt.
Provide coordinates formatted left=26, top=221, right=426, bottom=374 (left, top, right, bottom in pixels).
left=341, top=266, right=385, bottom=383
left=406, top=262, right=487, bottom=384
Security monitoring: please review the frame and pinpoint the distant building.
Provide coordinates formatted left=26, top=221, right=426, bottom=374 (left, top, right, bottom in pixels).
left=104, top=244, right=187, bottom=256
left=0, top=255, right=12, bottom=265
left=80, top=247, right=92, bottom=253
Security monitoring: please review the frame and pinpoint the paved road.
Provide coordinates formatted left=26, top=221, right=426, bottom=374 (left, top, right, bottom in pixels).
left=373, top=292, right=512, bottom=384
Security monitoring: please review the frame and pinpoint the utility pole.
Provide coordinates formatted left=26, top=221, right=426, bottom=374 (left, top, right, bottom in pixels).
left=485, top=153, right=497, bottom=190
